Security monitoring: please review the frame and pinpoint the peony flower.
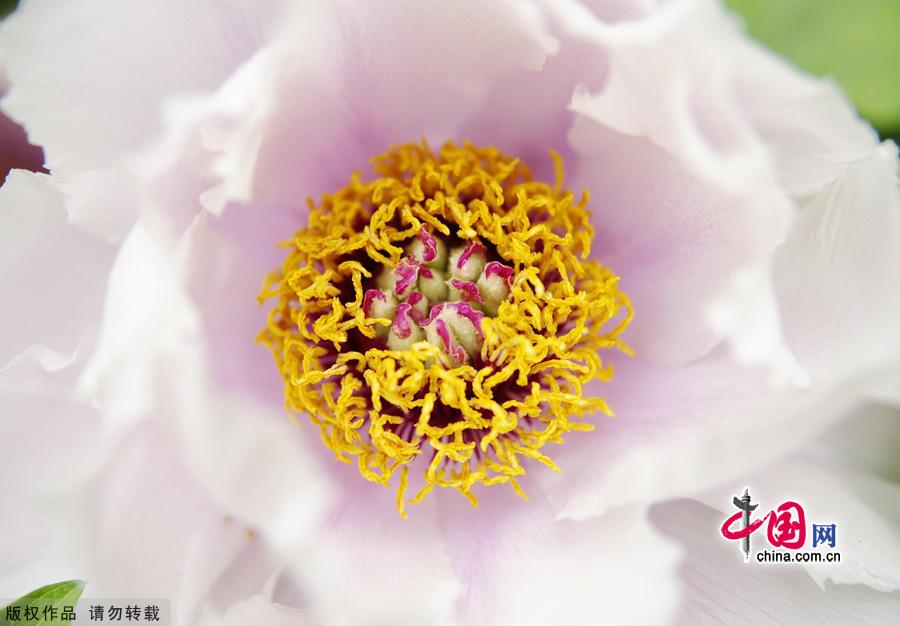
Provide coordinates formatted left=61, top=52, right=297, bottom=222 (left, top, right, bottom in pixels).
left=2, top=0, right=899, bottom=624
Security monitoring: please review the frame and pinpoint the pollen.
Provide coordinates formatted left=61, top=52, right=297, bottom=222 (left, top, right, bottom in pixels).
left=258, top=141, right=633, bottom=517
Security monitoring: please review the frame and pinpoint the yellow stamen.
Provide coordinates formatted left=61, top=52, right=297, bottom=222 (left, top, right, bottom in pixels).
left=258, top=141, right=633, bottom=518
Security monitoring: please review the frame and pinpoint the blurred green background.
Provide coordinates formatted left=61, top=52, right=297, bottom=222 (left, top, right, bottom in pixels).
left=1, top=0, right=897, bottom=141
left=726, top=0, right=900, bottom=142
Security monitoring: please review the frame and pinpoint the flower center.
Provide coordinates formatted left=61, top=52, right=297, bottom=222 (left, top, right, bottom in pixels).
left=368, top=232, right=510, bottom=363
left=259, top=142, right=633, bottom=517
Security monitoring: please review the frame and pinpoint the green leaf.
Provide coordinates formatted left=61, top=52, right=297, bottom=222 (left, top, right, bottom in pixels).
left=0, top=0, right=18, bottom=20
left=726, top=0, right=900, bottom=133
left=1, top=580, right=85, bottom=626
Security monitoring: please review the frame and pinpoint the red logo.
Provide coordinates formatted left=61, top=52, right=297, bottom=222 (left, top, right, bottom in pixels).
left=720, top=489, right=810, bottom=560
left=721, top=500, right=806, bottom=549
left=721, top=489, right=839, bottom=563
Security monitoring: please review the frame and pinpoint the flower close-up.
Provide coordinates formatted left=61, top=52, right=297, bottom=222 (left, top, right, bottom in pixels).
left=259, top=141, right=633, bottom=514
left=1, top=1, right=899, bottom=625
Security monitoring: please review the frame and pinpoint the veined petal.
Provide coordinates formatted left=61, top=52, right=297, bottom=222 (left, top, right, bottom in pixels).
left=439, top=486, right=682, bottom=626
left=286, top=484, right=463, bottom=626
left=774, top=144, right=900, bottom=386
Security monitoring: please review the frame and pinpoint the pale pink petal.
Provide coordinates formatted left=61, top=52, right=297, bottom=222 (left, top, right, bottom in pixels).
left=286, top=482, right=463, bottom=625
left=538, top=354, right=863, bottom=521
left=732, top=40, right=879, bottom=197
left=568, top=120, right=792, bottom=367
left=200, top=595, right=306, bottom=626
left=0, top=171, right=112, bottom=366
left=199, top=541, right=304, bottom=624
left=542, top=0, right=799, bottom=372
left=539, top=31, right=900, bottom=518
left=176, top=208, right=295, bottom=406
left=89, top=425, right=253, bottom=622
left=545, top=296, right=897, bottom=526
left=456, top=35, right=608, bottom=178
left=132, top=0, right=559, bottom=246
left=438, top=485, right=682, bottom=626
left=240, top=0, right=557, bottom=211
left=0, top=0, right=288, bottom=240
left=1, top=364, right=244, bottom=622
left=0, top=371, right=102, bottom=599
left=81, top=222, right=336, bottom=554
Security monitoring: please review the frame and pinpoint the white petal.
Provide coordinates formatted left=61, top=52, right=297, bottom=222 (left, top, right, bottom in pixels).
left=0, top=0, right=288, bottom=241
left=0, top=171, right=112, bottom=367
left=200, top=595, right=306, bottom=626
left=79, top=222, right=200, bottom=427
left=0, top=363, right=245, bottom=622
left=0, top=371, right=103, bottom=599
left=731, top=39, right=879, bottom=197
left=199, top=541, right=303, bottom=624
left=287, top=485, right=463, bottom=626
left=774, top=143, right=900, bottom=385
left=0, top=390, right=251, bottom=623
left=0, top=367, right=102, bottom=501
left=803, top=404, right=900, bottom=590
left=0, top=47, right=7, bottom=89
left=81, top=221, right=336, bottom=555
left=556, top=0, right=780, bottom=192
left=650, top=498, right=900, bottom=625
left=89, top=426, right=253, bottom=619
